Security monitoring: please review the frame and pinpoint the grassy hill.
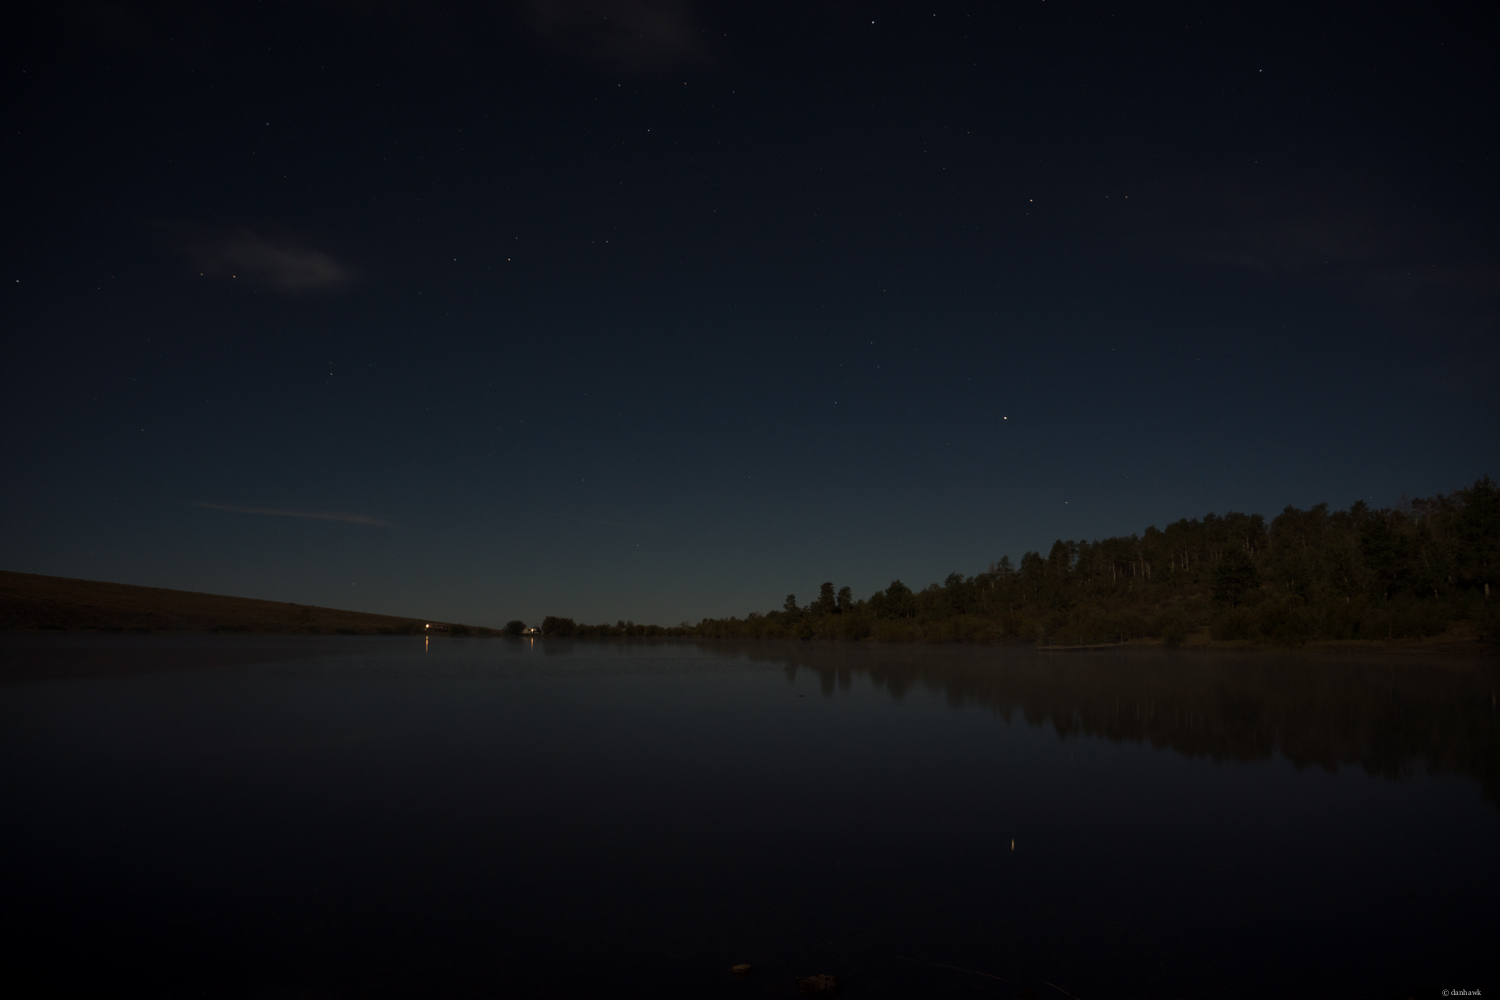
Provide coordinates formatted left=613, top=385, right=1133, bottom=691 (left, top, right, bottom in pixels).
left=0, top=570, right=456, bottom=634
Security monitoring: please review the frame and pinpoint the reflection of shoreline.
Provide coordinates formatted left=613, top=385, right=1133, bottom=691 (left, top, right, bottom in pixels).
left=1140, top=618, right=1487, bottom=657
left=4, top=633, right=1495, bottom=806
left=734, top=642, right=1500, bottom=807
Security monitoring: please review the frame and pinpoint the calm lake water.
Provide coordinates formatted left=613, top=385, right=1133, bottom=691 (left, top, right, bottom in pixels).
left=0, top=636, right=1495, bottom=999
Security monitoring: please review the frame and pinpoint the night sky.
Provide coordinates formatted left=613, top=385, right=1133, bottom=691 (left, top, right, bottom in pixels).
left=3, top=0, right=1496, bottom=626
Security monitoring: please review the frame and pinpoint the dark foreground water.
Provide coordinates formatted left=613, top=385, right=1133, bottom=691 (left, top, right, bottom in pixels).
left=0, top=637, right=1495, bottom=999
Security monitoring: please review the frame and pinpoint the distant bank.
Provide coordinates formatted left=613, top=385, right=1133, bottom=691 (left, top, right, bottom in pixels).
left=0, top=570, right=497, bottom=636
left=679, top=477, right=1499, bottom=655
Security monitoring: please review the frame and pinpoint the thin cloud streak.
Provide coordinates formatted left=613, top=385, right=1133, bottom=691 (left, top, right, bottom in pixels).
left=190, top=230, right=352, bottom=291
left=197, top=502, right=394, bottom=527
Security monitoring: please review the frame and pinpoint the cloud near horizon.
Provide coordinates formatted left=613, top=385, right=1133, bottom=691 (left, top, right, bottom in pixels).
left=190, top=230, right=352, bottom=291
left=197, top=503, right=394, bottom=527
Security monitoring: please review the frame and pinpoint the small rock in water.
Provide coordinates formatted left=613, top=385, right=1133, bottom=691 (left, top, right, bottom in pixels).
left=731, top=964, right=752, bottom=976
left=796, top=974, right=839, bottom=995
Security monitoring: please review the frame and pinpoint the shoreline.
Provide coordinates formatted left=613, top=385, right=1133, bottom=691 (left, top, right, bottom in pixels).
left=2, top=625, right=1489, bottom=663
left=3, top=569, right=1492, bottom=660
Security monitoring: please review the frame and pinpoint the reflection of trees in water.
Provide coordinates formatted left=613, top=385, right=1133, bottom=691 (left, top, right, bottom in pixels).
left=727, top=643, right=1500, bottom=806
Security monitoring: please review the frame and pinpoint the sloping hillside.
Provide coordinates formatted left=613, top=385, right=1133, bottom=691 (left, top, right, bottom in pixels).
left=0, top=570, right=436, bottom=634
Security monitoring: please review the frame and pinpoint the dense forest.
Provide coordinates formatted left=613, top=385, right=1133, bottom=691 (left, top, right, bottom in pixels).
left=535, top=477, right=1499, bottom=649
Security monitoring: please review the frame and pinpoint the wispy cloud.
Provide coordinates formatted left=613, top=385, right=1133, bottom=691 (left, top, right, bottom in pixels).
left=197, top=502, right=394, bottom=527
left=516, top=0, right=706, bottom=69
left=1129, top=173, right=1500, bottom=303
left=1182, top=185, right=1390, bottom=277
left=190, top=230, right=353, bottom=291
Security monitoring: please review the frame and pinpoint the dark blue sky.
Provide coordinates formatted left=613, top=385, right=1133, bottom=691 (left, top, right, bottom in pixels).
left=3, top=0, right=1496, bottom=625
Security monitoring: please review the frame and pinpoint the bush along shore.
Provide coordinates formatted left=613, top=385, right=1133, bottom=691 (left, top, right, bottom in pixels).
left=540, top=477, right=1499, bottom=651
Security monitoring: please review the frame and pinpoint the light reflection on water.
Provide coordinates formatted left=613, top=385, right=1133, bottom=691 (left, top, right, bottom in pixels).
left=0, top=635, right=1495, bottom=998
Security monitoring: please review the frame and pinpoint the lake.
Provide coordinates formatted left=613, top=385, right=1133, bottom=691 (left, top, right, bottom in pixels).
left=0, top=636, right=1495, bottom=998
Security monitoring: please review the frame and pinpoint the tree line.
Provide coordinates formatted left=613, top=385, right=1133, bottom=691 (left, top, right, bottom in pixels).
left=527, top=476, right=1499, bottom=649
left=504, top=616, right=691, bottom=638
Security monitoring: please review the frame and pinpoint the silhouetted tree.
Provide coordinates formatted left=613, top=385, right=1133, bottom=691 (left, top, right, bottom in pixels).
left=1360, top=515, right=1403, bottom=599
left=810, top=582, right=836, bottom=615
left=541, top=616, right=576, bottom=636
left=1212, top=547, right=1259, bottom=607
left=1459, top=475, right=1499, bottom=598
left=868, top=579, right=917, bottom=619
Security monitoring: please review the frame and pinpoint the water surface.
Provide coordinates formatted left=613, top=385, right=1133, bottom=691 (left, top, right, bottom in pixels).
left=0, top=636, right=1495, bottom=998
